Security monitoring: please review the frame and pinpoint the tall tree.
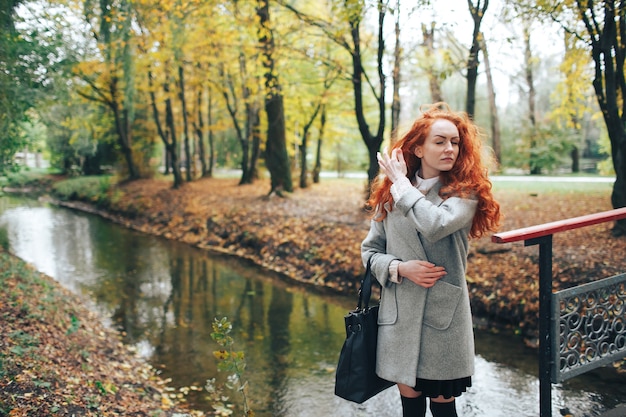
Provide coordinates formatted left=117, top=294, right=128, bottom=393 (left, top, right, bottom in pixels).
left=287, top=39, right=341, bottom=188
left=135, top=0, right=220, bottom=186
left=257, top=0, right=292, bottom=195
left=135, top=3, right=185, bottom=187
left=390, top=0, right=402, bottom=144
left=147, top=68, right=184, bottom=188
left=522, top=20, right=541, bottom=175
left=479, top=33, right=501, bottom=165
left=204, top=85, right=217, bottom=177
left=217, top=58, right=261, bottom=185
left=536, top=0, right=626, bottom=235
left=312, top=104, right=327, bottom=184
left=190, top=76, right=217, bottom=179
left=192, top=80, right=209, bottom=177
left=77, top=0, right=140, bottom=179
left=350, top=0, right=387, bottom=185
left=0, top=0, right=28, bottom=173
left=465, top=0, right=489, bottom=118
left=168, top=1, right=194, bottom=182
left=578, top=1, right=626, bottom=235
left=295, top=81, right=336, bottom=189
left=178, top=65, right=193, bottom=181
left=211, top=0, right=263, bottom=186
left=422, top=22, right=445, bottom=104
left=0, top=0, right=64, bottom=173
left=280, top=0, right=388, bottom=187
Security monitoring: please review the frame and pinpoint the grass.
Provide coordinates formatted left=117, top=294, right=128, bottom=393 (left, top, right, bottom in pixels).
left=316, top=173, right=616, bottom=196
left=51, top=175, right=119, bottom=206
left=491, top=177, right=614, bottom=194
left=4, top=171, right=46, bottom=188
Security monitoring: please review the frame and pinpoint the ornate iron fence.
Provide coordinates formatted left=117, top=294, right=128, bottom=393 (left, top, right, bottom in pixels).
left=552, top=272, right=626, bottom=383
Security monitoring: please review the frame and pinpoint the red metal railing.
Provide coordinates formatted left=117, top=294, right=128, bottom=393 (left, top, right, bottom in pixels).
left=492, top=207, right=626, bottom=244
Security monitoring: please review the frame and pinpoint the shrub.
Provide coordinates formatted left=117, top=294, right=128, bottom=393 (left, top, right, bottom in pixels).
left=51, top=176, right=117, bottom=207
left=5, top=171, right=49, bottom=189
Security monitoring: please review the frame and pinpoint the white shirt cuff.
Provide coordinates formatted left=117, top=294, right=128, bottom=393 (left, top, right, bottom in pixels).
left=389, top=260, right=403, bottom=284
left=390, top=176, right=417, bottom=202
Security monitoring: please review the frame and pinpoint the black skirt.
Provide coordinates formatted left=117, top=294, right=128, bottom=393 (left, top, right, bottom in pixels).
left=413, top=376, right=471, bottom=399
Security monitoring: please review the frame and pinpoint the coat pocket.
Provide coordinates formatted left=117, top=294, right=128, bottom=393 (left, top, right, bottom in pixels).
left=377, top=284, right=398, bottom=325
left=423, top=280, right=462, bottom=330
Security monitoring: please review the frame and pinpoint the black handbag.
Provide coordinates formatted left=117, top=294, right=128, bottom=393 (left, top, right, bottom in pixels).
left=334, top=259, right=395, bottom=403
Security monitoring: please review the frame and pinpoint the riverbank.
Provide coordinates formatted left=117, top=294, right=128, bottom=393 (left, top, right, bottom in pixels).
left=48, top=176, right=626, bottom=341
left=4, top=174, right=626, bottom=350
left=0, top=250, right=204, bottom=416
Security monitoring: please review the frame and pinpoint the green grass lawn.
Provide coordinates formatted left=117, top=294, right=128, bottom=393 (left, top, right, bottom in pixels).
left=491, top=176, right=614, bottom=194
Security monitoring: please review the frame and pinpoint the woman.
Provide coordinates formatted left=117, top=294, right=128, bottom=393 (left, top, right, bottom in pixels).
left=361, top=103, right=501, bottom=417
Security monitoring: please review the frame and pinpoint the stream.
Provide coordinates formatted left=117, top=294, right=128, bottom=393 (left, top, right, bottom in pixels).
left=1, top=194, right=625, bottom=417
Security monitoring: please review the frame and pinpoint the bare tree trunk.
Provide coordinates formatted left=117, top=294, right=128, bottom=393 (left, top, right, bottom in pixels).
left=390, top=0, right=401, bottom=145
left=312, top=105, right=326, bottom=184
left=109, top=77, right=139, bottom=179
left=239, top=50, right=253, bottom=185
left=422, top=23, right=444, bottom=103
left=164, top=80, right=184, bottom=188
left=218, top=62, right=254, bottom=184
left=570, top=147, right=580, bottom=172
left=351, top=0, right=386, bottom=187
left=164, top=149, right=171, bottom=175
left=249, top=102, right=261, bottom=181
left=466, top=0, right=489, bottom=118
left=298, top=102, right=323, bottom=188
left=479, top=33, right=501, bottom=165
left=298, top=131, right=309, bottom=188
left=148, top=69, right=183, bottom=188
left=194, top=85, right=208, bottom=177
left=523, top=22, right=540, bottom=175
left=257, top=0, right=292, bottom=195
left=241, top=67, right=261, bottom=184
left=206, top=85, right=215, bottom=177
left=178, top=65, right=192, bottom=181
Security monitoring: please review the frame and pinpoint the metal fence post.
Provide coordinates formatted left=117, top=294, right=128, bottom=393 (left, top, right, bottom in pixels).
left=525, top=235, right=553, bottom=417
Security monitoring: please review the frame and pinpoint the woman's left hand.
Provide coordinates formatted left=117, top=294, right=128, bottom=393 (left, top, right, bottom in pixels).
left=398, top=260, right=446, bottom=288
left=377, top=147, right=407, bottom=183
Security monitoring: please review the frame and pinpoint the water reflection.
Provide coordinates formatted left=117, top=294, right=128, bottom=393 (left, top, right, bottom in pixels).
left=1, top=195, right=625, bottom=416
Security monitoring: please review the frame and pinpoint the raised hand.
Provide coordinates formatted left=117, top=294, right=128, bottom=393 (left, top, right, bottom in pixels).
left=377, top=147, right=408, bottom=183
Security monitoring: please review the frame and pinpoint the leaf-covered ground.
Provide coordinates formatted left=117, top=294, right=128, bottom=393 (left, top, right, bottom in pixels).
left=0, top=251, right=203, bottom=417
left=87, top=176, right=626, bottom=341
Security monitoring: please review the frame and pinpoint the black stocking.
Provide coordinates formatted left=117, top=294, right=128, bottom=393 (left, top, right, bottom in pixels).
left=400, top=395, right=426, bottom=417
left=429, top=399, right=458, bottom=417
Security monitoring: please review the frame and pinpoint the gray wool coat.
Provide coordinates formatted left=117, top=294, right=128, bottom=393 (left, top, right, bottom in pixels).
left=361, top=182, right=478, bottom=387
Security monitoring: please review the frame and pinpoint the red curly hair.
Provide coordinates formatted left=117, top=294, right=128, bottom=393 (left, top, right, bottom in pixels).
left=367, top=103, right=501, bottom=239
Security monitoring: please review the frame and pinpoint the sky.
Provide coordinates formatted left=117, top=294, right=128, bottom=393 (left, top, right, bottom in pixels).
left=392, top=0, right=565, bottom=106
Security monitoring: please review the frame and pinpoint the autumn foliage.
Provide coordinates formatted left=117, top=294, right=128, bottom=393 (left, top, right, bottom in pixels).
left=0, top=252, right=201, bottom=416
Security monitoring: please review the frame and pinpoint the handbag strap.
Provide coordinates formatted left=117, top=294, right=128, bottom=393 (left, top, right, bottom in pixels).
left=357, top=258, right=374, bottom=310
